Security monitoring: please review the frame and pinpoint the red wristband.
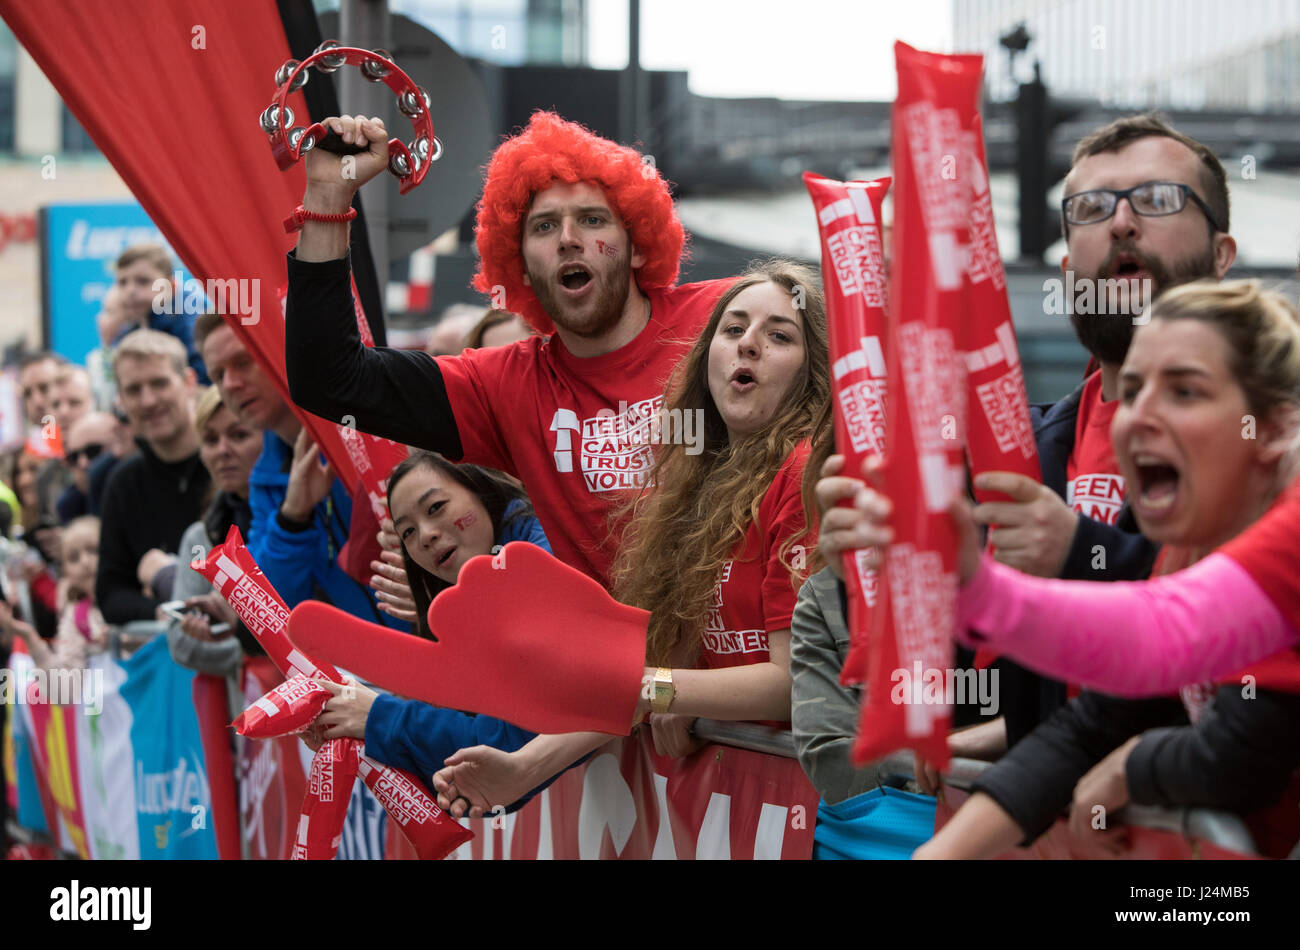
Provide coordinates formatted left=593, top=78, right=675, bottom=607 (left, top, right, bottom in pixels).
left=283, top=204, right=358, bottom=233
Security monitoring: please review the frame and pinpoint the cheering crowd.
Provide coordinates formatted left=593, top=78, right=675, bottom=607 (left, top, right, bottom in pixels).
left=3, top=105, right=1299, bottom=859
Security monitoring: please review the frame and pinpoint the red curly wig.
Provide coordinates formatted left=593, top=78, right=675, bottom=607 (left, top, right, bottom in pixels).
left=472, top=111, right=685, bottom=335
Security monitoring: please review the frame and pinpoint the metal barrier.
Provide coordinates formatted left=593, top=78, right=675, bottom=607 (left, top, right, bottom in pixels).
left=693, top=719, right=1263, bottom=857
left=105, top=621, right=167, bottom=660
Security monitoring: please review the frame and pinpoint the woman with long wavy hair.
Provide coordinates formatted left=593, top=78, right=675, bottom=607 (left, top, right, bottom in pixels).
left=430, top=259, right=834, bottom=818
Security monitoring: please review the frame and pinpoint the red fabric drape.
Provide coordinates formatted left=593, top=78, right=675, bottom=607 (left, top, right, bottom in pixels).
left=0, top=0, right=395, bottom=497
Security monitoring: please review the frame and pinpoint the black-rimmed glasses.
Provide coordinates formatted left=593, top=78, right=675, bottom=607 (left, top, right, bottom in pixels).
left=1061, top=181, right=1225, bottom=232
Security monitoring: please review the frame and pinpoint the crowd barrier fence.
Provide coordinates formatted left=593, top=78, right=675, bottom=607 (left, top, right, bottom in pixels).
left=3, top=629, right=1272, bottom=860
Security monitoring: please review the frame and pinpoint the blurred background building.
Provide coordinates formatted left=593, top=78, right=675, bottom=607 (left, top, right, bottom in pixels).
left=1, top=0, right=1297, bottom=403
left=956, top=0, right=1300, bottom=111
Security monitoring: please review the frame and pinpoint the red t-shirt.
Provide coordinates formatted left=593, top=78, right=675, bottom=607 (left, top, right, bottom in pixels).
left=436, top=279, right=733, bottom=587
left=698, top=443, right=814, bottom=671
left=1065, top=370, right=1125, bottom=525
left=1217, top=475, right=1300, bottom=691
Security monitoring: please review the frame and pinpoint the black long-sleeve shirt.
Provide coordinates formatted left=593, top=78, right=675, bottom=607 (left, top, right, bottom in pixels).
left=284, top=252, right=461, bottom=455
left=95, top=438, right=210, bottom=623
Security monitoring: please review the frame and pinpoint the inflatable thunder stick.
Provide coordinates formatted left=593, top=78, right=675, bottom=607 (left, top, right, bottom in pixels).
left=852, top=44, right=985, bottom=768
left=803, top=172, right=891, bottom=688
left=232, top=675, right=330, bottom=738
left=962, top=116, right=1041, bottom=496
left=198, top=526, right=472, bottom=859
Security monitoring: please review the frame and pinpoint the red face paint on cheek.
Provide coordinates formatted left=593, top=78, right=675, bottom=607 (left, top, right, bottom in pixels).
left=454, top=510, right=477, bottom=532
left=595, top=240, right=619, bottom=259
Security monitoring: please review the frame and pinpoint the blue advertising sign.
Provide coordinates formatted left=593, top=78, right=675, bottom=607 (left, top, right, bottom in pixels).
left=119, top=636, right=218, bottom=860
left=40, top=202, right=190, bottom=366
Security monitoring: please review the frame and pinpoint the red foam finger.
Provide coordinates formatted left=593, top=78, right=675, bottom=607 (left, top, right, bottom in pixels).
left=288, top=542, right=647, bottom=736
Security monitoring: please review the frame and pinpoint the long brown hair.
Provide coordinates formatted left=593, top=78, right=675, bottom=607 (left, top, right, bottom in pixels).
left=610, top=260, right=831, bottom=666
left=387, top=451, right=537, bottom=639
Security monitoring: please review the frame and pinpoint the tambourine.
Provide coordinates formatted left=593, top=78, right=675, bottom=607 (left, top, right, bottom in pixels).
left=259, top=40, right=442, bottom=195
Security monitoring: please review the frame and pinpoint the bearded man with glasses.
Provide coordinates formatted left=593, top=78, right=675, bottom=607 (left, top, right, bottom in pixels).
left=914, top=113, right=1238, bottom=784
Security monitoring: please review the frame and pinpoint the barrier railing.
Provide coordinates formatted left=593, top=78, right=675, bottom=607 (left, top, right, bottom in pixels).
left=694, top=718, right=1263, bottom=857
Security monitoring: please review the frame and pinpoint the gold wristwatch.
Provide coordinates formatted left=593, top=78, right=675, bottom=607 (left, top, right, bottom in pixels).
left=650, top=667, right=676, bottom=715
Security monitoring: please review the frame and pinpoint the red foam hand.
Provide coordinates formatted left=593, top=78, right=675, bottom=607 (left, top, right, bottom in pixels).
left=294, top=738, right=360, bottom=860
left=357, top=756, right=472, bottom=859
left=803, top=172, right=892, bottom=687
left=232, top=675, right=330, bottom=739
left=288, top=542, right=648, bottom=736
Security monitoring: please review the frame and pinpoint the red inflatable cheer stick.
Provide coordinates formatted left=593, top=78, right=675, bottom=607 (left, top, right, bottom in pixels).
left=289, top=542, right=649, bottom=737
left=198, top=526, right=471, bottom=859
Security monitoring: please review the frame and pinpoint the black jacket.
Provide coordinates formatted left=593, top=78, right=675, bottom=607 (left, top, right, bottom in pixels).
left=95, top=438, right=210, bottom=624
left=974, top=684, right=1300, bottom=844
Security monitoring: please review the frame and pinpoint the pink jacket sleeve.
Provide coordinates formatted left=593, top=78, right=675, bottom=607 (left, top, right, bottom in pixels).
left=957, top=552, right=1299, bottom=696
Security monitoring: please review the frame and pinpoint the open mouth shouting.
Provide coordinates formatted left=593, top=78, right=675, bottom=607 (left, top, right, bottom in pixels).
left=557, top=263, right=593, bottom=297
left=1111, top=252, right=1149, bottom=281
left=1130, top=451, right=1180, bottom=521
left=729, top=366, right=758, bottom=393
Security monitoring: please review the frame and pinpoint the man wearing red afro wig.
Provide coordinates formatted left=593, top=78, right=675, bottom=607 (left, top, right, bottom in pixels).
left=285, top=110, right=734, bottom=587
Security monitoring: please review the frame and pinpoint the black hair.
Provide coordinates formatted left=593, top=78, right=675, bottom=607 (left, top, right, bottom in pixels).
left=387, top=451, right=535, bottom=639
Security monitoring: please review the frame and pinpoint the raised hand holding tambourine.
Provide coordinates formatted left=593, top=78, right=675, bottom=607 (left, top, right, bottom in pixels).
left=258, top=40, right=442, bottom=231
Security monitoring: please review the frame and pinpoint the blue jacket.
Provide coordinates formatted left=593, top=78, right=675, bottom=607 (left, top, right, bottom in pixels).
left=247, top=431, right=404, bottom=630
left=363, top=503, right=576, bottom=810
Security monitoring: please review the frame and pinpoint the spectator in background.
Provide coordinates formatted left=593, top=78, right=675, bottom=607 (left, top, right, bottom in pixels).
left=86, top=286, right=129, bottom=411
left=194, top=313, right=400, bottom=629
left=424, top=303, right=480, bottom=357
left=85, top=409, right=135, bottom=517
left=56, top=411, right=117, bottom=524
left=8, top=448, right=60, bottom=638
left=166, top=386, right=261, bottom=682
left=17, top=352, right=69, bottom=525
left=465, top=308, right=532, bottom=349
left=0, top=516, right=105, bottom=706
left=18, top=351, right=62, bottom=431
left=112, top=244, right=208, bottom=383
left=0, top=453, right=19, bottom=537
left=51, top=365, right=93, bottom=433
left=95, top=329, right=209, bottom=623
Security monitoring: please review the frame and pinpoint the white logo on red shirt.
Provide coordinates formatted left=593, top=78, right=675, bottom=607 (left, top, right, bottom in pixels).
left=549, top=398, right=663, bottom=493
left=1067, top=473, right=1126, bottom=526
left=700, top=560, right=769, bottom=657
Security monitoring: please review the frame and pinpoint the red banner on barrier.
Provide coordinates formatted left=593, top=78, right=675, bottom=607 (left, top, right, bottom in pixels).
left=191, top=674, right=242, bottom=860
left=415, top=730, right=820, bottom=860
left=238, top=658, right=310, bottom=861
